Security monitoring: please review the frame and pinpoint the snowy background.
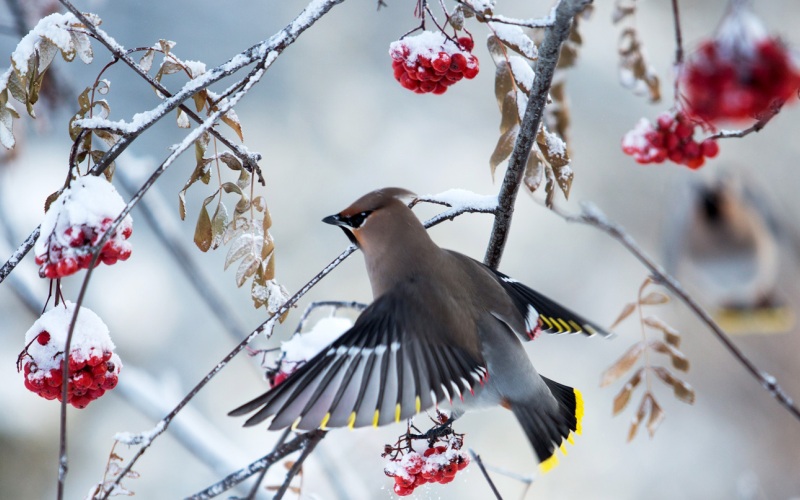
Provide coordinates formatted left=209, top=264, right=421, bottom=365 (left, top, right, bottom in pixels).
left=1, top=0, right=800, bottom=498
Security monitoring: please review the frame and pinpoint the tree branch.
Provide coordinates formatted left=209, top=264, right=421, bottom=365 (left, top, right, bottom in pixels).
left=186, top=429, right=325, bottom=500
left=555, top=201, right=800, bottom=422
left=468, top=449, right=503, bottom=500
left=483, top=0, right=592, bottom=269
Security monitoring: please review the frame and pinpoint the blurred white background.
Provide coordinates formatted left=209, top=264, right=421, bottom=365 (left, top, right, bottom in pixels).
left=1, top=0, right=799, bottom=498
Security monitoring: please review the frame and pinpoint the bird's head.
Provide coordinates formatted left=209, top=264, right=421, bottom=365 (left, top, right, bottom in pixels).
left=322, top=188, right=417, bottom=247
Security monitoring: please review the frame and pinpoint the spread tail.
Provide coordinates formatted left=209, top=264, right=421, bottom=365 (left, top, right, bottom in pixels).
left=510, top=376, right=583, bottom=473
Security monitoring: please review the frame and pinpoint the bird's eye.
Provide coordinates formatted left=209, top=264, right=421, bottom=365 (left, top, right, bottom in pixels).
left=347, top=211, right=372, bottom=228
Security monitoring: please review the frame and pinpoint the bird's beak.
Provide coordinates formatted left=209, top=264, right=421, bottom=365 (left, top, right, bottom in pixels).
left=323, top=213, right=358, bottom=245
left=322, top=214, right=346, bottom=227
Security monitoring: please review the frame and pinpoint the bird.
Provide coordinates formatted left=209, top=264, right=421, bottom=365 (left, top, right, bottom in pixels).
left=663, top=172, right=794, bottom=334
left=230, top=187, right=612, bottom=471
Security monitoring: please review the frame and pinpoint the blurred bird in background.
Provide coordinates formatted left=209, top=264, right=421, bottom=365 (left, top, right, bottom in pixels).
left=231, top=188, right=612, bottom=471
left=663, top=170, right=796, bottom=334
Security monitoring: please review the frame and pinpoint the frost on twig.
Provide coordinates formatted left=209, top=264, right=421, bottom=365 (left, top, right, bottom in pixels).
left=412, top=188, right=498, bottom=228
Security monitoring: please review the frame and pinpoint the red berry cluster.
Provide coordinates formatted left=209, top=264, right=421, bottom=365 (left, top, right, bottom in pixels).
left=35, top=217, right=133, bottom=279
left=682, top=38, right=800, bottom=123
left=35, top=176, right=133, bottom=279
left=390, top=32, right=479, bottom=94
left=384, top=437, right=469, bottom=496
left=622, top=111, right=720, bottom=170
left=19, top=331, right=121, bottom=409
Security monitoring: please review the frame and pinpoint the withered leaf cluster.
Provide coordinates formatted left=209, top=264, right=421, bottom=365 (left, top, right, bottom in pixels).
left=613, top=0, right=661, bottom=102
left=486, top=8, right=592, bottom=208
left=601, top=278, right=695, bottom=441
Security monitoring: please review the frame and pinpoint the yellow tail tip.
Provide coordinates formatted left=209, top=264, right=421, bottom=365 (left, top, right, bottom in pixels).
left=573, top=387, right=584, bottom=435
left=539, top=453, right=559, bottom=473
left=347, top=412, right=356, bottom=430
left=372, top=409, right=380, bottom=428
left=320, top=413, right=331, bottom=430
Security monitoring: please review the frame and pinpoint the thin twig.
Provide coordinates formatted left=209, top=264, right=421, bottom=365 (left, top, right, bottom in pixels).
left=468, top=449, right=503, bottom=500
left=670, top=0, right=684, bottom=101
left=483, top=0, right=591, bottom=269
left=58, top=0, right=266, bottom=185
left=557, top=201, right=800, bottom=422
left=245, top=428, right=292, bottom=499
left=186, top=430, right=325, bottom=500
left=272, top=429, right=326, bottom=500
left=98, top=244, right=356, bottom=499
left=710, top=103, right=783, bottom=139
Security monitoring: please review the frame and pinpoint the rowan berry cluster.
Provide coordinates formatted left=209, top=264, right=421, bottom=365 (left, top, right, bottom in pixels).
left=390, top=32, right=479, bottom=94
left=34, top=175, right=132, bottom=279
left=383, top=412, right=469, bottom=496
left=680, top=6, right=800, bottom=123
left=385, top=440, right=470, bottom=496
left=18, top=303, right=121, bottom=409
left=622, top=111, right=719, bottom=169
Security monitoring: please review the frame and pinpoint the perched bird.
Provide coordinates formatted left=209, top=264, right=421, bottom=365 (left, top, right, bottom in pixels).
left=663, top=172, right=794, bottom=334
left=230, top=188, right=611, bottom=470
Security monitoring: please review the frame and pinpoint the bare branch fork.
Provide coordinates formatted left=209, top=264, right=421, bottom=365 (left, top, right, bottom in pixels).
left=556, top=202, right=800, bottom=421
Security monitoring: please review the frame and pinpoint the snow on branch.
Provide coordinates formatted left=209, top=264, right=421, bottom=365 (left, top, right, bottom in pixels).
left=413, top=189, right=498, bottom=227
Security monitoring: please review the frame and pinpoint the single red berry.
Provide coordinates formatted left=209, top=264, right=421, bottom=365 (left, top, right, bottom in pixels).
left=701, top=139, right=720, bottom=158
left=457, top=36, right=474, bottom=52
left=450, top=53, right=467, bottom=72
left=37, top=331, right=50, bottom=345
left=393, top=483, right=414, bottom=496
left=432, top=53, right=450, bottom=73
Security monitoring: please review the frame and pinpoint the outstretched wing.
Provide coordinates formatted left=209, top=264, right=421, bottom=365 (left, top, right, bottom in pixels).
left=488, top=268, right=613, bottom=339
left=229, top=286, right=488, bottom=431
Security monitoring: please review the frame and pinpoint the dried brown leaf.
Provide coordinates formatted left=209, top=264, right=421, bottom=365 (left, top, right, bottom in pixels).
left=499, top=91, right=520, bottom=135
left=627, top=393, right=650, bottom=442
left=490, top=125, right=519, bottom=178
left=194, top=204, right=213, bottom=252
left=236, top=253, right=259, bottom=287
left=612, top=384, right=632, bottom=416
left=646, top=396, right=665, bottom=437
left=600, top=341, right=645, bottom=387
left=139, top=49, right=155, bottom=73
left=643, top=315, right=681, bottom=347
left=639, top=291, right=669, bottom=305
left=493, top=26, right=538, bottom=60
left=486, top=35, right=506, bottom=65
left=649, top=340, right=690, bottom=372
left=221, top=109, right=244, bottom=141
left=611, top=302, right=637, bottom=330
left=523, top=150, right=544, bottom=193
left=652, top=367, right=695, bottom=404
left=494, top=60, right=514, bottom=110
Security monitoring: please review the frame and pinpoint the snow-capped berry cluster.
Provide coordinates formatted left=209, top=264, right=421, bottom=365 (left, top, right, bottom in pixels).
left=390, top=32, right=479, bottom=95
left=385, top=437, right=470, bottom=496
left=679, top=5, right=800, bottom=123
left=34, top=175, right=133, bottom=279
left=18, top=302, right=121, bottom=409
left=622, top=111, right=719, bottom=170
